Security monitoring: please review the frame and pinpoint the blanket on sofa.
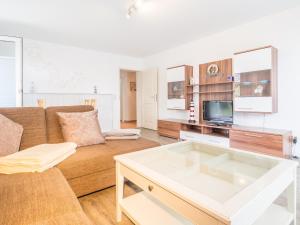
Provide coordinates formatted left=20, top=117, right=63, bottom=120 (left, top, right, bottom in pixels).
left=103, top=128, right=141, bottom=140
left=0, top=142, right=77, bottom=174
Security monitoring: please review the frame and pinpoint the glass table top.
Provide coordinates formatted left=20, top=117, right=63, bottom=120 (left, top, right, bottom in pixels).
left=121, top=142, right=279, bottom=203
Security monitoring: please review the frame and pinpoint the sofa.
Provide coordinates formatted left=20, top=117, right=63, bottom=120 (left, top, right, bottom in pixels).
left=0, top=105, right=160, bottom=224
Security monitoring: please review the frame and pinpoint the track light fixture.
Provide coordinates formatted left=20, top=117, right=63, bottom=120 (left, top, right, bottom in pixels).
left=126, top=0, right=144, bottom=19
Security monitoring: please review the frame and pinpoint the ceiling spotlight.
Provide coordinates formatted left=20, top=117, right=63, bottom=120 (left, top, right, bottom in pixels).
left=126, top=0, right=144, bottom=19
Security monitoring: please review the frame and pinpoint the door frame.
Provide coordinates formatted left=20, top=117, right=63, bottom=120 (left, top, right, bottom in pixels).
left=0, top=36, right=23, bottom=106
left=119, top=69, right=139, bottom=127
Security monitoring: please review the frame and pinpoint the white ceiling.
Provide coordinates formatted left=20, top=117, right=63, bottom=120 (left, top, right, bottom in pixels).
left=0, top=0, right=299, bottom=57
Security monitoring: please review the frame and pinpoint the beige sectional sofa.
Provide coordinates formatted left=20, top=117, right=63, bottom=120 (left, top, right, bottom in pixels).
left=0, top=105, right=160, bottom=224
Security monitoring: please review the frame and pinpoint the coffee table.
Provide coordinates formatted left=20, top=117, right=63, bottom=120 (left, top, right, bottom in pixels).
left=114, top=141, right=298, bottom=225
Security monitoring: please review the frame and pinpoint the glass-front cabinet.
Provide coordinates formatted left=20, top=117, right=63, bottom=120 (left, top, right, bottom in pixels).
left=233, top=46, right=277, bottom=113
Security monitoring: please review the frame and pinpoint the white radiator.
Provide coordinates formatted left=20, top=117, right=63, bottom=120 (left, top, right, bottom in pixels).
left=23, top=93, right=114, bottom=132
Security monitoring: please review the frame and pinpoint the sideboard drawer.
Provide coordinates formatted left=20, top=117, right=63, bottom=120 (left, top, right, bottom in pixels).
left=158, top=120, right=181, bottom=139
left=230, top=130, right=283, bottom=156
left=120, top=164, right=222, bottom=225
left=158, top=120, right=181, bottom=130
left=158, top=128, right=180, bottom=139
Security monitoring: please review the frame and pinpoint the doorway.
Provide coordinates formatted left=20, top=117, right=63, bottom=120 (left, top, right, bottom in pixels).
left=0, top=36, right=23, bottom=107
left=120, top=70, right=137, bottom=129
left=120, top=68, right=158, bottom=130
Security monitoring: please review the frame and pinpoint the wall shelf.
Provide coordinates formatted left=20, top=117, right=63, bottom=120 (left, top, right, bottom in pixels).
left=199, top=90, right=233, bottom=94
left=186, top=84, right=200, bottom=87
left=187, top=92, right=200, bottom=95
left=199, top=81, right=232, bottom=86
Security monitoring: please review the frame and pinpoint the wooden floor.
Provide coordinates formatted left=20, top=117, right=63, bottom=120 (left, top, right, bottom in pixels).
left=120, top=121, right=137, bottom=129
left=79, top=185, right=136, bottom=225
left=79, top=128, right=300, bottom=225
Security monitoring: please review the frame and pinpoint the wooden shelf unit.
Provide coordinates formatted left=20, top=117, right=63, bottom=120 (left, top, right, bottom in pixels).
left=199, top=59, right=234, bottom=123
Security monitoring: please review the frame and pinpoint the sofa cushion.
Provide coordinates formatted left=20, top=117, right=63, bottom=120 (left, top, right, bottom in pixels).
left=0, top=107, right=47, bottom=150
left=57, top=138, right=160, bottom=180
left=57, top=110, right=105, bottom=147
left=0, top=168, right=92, bottom=225
left=0, top=114, right=23, bottom=156
left=46, top=105, right=94, bottom=144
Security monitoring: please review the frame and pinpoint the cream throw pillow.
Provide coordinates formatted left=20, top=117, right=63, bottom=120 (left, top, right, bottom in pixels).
left=57, top=110, right=105, bottom=147
left=0, top=114, right=23, bottom=157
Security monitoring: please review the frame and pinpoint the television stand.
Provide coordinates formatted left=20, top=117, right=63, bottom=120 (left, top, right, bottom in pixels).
left=158, top=119, right=232, bottom=147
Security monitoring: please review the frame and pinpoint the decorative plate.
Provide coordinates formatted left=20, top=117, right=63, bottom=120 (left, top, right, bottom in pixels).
left=207, top=64, right=219, bottom=76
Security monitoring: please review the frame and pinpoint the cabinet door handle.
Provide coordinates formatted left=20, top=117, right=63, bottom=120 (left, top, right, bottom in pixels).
left=237, top=107, right=253, bottom=110
left=148, top=185, right=154, bottom=192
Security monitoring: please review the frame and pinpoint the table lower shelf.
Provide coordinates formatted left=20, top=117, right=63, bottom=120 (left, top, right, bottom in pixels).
left=120, top=192, right=193, bottom=225
left=120, top=191, right=293, bottom=225
left=253, top=204, right=293, bottom=225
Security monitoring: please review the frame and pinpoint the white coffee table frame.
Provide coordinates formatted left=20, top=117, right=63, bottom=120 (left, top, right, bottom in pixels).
left=115, top=141, right=298, bottom=225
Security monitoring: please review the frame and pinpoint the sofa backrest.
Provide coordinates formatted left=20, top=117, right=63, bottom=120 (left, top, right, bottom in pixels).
left=0, top=107, right=47, bottom=150
left=45, top=105, right=94, bottom=143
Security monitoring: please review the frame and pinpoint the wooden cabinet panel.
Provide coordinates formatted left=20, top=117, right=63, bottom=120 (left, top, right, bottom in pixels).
left=234, top=47, right=272, bottom=73
left=158, top=120, right=181, bottom=139
left=229, top=129, right=289, bottom=157
left=158, top=120, right=181, bottom=130
left=234, top=97, right=273, bottom=113
left=158, top=128, right=180, bottom=139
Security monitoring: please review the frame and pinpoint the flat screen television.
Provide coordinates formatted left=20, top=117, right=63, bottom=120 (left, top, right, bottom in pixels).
left=203, top=101, right=233, bottom=125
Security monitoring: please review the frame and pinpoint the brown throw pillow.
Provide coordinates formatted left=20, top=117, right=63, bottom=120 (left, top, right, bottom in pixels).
left=57, top=110, right=105, bottom=147
left=0, top=114, right=23, bottom=157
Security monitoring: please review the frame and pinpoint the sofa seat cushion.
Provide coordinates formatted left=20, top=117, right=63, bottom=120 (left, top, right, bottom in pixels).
left=0, top=168, right=92, bottom=225
left=57, top=138, right=160, bottom=180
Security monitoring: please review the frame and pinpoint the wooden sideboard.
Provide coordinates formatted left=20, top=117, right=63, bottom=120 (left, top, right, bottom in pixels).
left=158, top=119, right=293, bottom=157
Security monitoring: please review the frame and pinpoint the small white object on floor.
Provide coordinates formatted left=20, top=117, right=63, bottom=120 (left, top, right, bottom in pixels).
left=0, top=142, right=77, bottom=174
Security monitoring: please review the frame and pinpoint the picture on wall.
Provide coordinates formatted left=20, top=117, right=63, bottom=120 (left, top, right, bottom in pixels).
left=168, top=81, right=185, bottom=99
left=130, top=82, right=136, bottom=91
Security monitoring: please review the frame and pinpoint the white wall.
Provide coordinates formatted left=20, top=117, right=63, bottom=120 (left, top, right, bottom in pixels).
left=23, top=39, right=144, bottom=129
left=144, top=6, right=300, bottom=155
left=120, top=70, right=137, bottom=121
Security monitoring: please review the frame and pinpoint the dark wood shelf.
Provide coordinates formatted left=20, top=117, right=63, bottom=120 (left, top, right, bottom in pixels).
left=199, top=81, right=233, bottom=86
left=186, top=84, right=200, bottom=87
left=187, top=92, right=200, bottom=95
left=199, top=90, right=234, bottom=94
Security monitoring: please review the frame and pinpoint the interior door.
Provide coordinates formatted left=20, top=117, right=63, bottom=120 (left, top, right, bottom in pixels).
left=137, top=69, right=158, bottom=130
left=0, top=36, right=23, bottom=107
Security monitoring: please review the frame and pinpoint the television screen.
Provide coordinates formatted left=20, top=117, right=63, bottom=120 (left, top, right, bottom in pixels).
left=203, top=101, right=233, bottom=124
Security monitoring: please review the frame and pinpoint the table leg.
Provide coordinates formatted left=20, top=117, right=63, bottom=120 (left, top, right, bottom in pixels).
left=116, top=162, right=125, bottom=222
left=287, top=169, right=297, bottom=225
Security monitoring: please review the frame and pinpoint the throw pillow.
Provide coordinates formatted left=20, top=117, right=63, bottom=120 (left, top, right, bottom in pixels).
left=0, top=114, right=23, bottom=157
left=57, top=110, right=105, bottom=147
